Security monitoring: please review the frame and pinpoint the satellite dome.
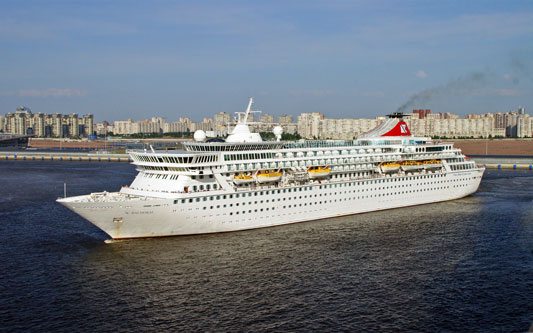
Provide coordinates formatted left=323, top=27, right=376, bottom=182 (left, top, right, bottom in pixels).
left=273, top=126, right=283, bottom=141
left=193, top=130, right=206, bottom=142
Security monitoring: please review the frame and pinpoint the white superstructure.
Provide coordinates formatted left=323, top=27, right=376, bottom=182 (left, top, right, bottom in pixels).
left=58, top=99, right=485, bottom=239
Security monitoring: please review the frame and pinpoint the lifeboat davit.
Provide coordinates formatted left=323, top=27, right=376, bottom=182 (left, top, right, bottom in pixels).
left=233, top=172, right=254, bottom=185
left=308, top=166, right=331, bottom=179
left=423, top=159, right=442, bottom=170
left=254, top=169, right=282, bottom=183
left=380, top=162, right=400, bottom=173
left=400, top=160, right=423, bottom=172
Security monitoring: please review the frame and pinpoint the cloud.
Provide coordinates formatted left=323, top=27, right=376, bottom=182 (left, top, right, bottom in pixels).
left=290, top=89, right=335, bottom=97
left=415, top=70, right=427, bottom=78
left=357, top=12, right=533, bottom=46
left=158, top=4, right=294, bottom=37
left=494, top=88, right=521, bottom=96
left=503, top=73, right=512, bottom=80
left=63, top=18, right=138, bottom=37
left=361, top=91, right=385, bottom=98
left=0, top=88, right=88, bottom=97
left=0, top=18, right=54, bottom=40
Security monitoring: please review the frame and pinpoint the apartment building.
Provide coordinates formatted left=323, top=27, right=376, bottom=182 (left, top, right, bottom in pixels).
left=1, top=106, right=94, bottom=137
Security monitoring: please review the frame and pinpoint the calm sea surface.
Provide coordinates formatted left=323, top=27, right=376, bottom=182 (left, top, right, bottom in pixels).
left=0, top=161, right=531, bottom=332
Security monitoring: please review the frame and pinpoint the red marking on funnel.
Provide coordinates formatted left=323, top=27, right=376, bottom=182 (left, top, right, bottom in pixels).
left=381, top=121, right=411, bottom=136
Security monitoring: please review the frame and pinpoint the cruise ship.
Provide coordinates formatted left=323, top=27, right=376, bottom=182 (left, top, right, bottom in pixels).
left=58, top=98, right=485, bottom=239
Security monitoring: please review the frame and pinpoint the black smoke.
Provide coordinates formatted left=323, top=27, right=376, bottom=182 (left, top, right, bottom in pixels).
left=396, top=72, right=488, bottom=113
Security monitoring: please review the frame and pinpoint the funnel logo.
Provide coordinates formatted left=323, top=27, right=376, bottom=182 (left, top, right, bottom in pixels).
left=381, top=121, right=411, bottom=136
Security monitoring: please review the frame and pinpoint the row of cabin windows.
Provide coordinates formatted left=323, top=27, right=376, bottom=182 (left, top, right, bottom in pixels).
left=137, top=155, right=194, bottom=163
left=224, top=147, right=431, bottom=162
left=204, top=207, right=276, bottom=214
left=194, top=155, right=218, bottom=163
left=199, top=181, right=452, bottom=207
left=137, top=146, right=451, bottom=164
left=192, top=184, right=218, bottom=191
left=141, top=173, right=215, bottom=181
left=144, top=170, right=461, bottom=190
left=447, top=157, right=466, bottom=163
left=140, top=173, right=219, bottom=190
left=213, top=186, right=472, bottom=219
left=225, top=172, right=368, bottom=178
left=186, top=143, right=281, bottom=152
left=450, top=163, right=474, bottom=171
left=141, top=166, right=188, bottom=172
left=192, top=175, right=214, bottom=179
left=136, top=155, right=217, bottom=164
left=228, top=161, right=381, bottom=171
left=194, top=176, right=476, bottom=208
left=415, top=145, right=451, bottom=153
left=198, top=179, right=471, bottom=221
left=175, top=173, right=458, bottom=204
left=226, top=152, right=276, bottom=161
left=226, top=153, right=451, bottom=171
left=142, top=173, right=182, bottom=180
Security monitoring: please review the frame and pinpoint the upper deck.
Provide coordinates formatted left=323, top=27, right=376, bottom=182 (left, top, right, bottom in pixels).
left=183, top=141, right=283, bottom=152
left=183, top=137, right=431, bottom=152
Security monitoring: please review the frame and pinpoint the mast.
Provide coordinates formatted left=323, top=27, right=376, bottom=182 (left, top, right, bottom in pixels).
left=234, top=97, right=259, bottom=125
left=226, top=97, right=263, bottom=143
left=243, top=97, right=253, bottom=124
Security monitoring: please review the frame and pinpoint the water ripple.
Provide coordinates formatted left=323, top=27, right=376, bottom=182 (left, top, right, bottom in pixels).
left=0, top=162, right=531, bottom=332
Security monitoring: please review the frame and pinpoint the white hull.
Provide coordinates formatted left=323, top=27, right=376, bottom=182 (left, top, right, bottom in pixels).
left=58, top=168, right=484, bottom=239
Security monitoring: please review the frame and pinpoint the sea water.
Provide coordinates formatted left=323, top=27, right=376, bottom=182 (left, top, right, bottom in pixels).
left=0, top=161, right=531, bottom=332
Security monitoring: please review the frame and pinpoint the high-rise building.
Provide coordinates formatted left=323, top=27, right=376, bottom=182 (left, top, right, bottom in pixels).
left=35, top=113, right=45, bottom=137
left=1, top=107, right=94, bottom=137
left=69, top=114, right=79, bottom=137
left=213, top=112, right=231, bottom=131
left=297, top=113, right=324, bottom=139
left=83, top=114, right=94, bottom=136
left=260, top=114, right=275, bottom=123
left=278, top=115, right=293, bottom=123
left=413, top=109, right=431, bottom=119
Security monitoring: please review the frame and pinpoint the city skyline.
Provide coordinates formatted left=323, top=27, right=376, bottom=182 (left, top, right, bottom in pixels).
left=2, top=104, right=530, bottom=139
left=1, top=1, right=533, bottom=121
left=0, top=102, right=527, bottom=124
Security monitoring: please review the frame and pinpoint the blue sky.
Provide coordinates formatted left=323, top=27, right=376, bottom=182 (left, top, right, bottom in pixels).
left=1, top=0, right=533, bottom=122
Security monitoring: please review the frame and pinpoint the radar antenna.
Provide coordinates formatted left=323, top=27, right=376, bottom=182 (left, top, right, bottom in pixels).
left=235, top=97, right=261, bottom=124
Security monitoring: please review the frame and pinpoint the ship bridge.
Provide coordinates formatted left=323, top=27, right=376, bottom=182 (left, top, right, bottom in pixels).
left=183, top=141, right=283, bottom=152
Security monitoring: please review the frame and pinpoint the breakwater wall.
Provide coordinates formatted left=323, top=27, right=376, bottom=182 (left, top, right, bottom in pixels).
left=1, top=151, right=131, bottom=162
left=470, top=155, right=533, bottom=169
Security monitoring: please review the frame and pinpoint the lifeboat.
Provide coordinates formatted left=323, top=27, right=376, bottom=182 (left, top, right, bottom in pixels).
left=308, top=166, right=331, bottom=179
left=254, top=169, right=282, bottom=183
left=400, top=160, right=423, bottom=172
left=233, top=172, right=254, bottom=185
left=380, top=162, right=400, bottom=173
left=423, top=159, right=442, bottom=170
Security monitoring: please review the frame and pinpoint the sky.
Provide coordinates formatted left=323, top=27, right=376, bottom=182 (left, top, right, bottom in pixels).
left=1, top=0, right=533, bottom=122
